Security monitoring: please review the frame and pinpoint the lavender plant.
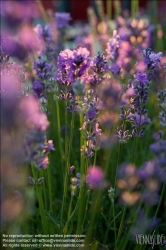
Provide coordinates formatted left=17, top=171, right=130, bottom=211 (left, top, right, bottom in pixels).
left=1, top=3, right=166, bottom=250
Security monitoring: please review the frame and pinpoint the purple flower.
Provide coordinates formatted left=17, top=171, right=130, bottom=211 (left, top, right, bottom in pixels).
left=128, top=113, right=151, bottom=126
left=34, top=58, right=52, bottom=80
left=18, top=95, right=49, bottom=131
left=86, top=166, right=104, bottom=189
left=135, top=72, right=149, bottom=85
left=39, top=156, right=49, bottom=169
left=149, top=52, right=162, bottom=67
left=138, top=161, right=165, bottom=190
left=55, top=12, right=71, bottom=29
left=106, top=30, right=120, bottom=60
left=143, top=49, right=162, bottom=69
left=76, top=173, right=81, bottom=179
left=68, top=165, right=75, bottom=175
left=94, top=123, right=102, bottom=135
left=141, top=191, right=159, bottom=205
left=35, top=24, right=53, bottom=43
left=29, top=176, right=35, bottom=185
left=38, top=177, right=44, bottom=184
left=109, top=63, right=121, bottom=75
left=91, top=52, right=108, bottom=74
left=57, top=47, right=90, bottom=85
left=87, top=109, right=97, bottom=121
left=2, top=1, right=39, bottom=28
left=44, top=140, right=55, bottom=153
left=32, top=79, right=44, bottom=98
left=131, top=209, right=160, bottom=237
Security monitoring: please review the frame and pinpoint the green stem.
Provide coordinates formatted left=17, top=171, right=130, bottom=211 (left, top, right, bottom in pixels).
left=115, top=207, right=127, bottom=249
left=47, top=165, right=53, bottom=214
left=81, top=151, right=97, bottom=230
left=85, top=190, right=102, bottom=244
left=154, top=182, right=166, bottom=220
left=61, top=111, right=75, bottom=229
left=103, top=204, right=113, bottom=244
left=114, top=143, right=122, bottom=188
left=106, top=0, right=112, bottom=20
left=64, top=195, right=73, bottom=234
left=55, top=99, right=64, bottom=179
left=31, top=165, right=47, bottom=234
left=131, top=0, right=139, bottom=18
left=132, top=137, right=139, bottom=164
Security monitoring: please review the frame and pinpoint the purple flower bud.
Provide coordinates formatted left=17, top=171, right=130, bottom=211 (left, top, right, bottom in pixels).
left=39, top=156, right=49, bottom=169
left=29, top=176, right=35, bottom=185
left=76, top=173, right=81, bottom=179
left=32, top=79, right=44, bottom=98
left=37, top=177, right=44, bottom=184
left=68, top=165, right=75, bottom=175
left=55, top=12, right=71, bottom=29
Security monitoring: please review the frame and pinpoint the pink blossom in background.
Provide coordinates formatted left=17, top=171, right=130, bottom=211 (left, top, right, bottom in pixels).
left=86, top=166, right=104, bottom=189
left=18, top=96, right=49, bottom=130
left=18, top=25, right=43, bottom=52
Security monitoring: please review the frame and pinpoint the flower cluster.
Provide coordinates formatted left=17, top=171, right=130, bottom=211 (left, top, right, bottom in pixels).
left=32, top=55, right=55, bottom=106
left=56, top=47, right=90, bottom=86
left=80, top=90, right=102, bottom=157
left=119, top=48, right=162, bottom=139
left=150, top=87, right=166, bottom=166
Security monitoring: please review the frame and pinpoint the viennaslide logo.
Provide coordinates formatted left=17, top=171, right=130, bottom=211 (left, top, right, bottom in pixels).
left=135, top=231, right=166, bottom=249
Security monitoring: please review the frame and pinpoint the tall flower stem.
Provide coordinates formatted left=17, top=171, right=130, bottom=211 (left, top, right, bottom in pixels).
left=115, top=207, right=127, bottom=249
left=103, top=204, right=113, bottom=244
left=114, top=142, right=122, bottom=189
left=36, top=0, right=49, bottom=23
left=81, top=151, right=97, bottom=230
left=55, top=97, right=64, bottom=179
left=131, top=0, right=139, bottom=18
left=75, top=111, right=86, bottom=234
left=85, top=190, right=102, bottom=244
left=47, top=164, right=53, bottom=214
left=154, top=182, right=166, bottom=220
left=31, top=165, right=47, bottom=234
left=61, top=111, right=74, bottom=230
left=63, top=194, right=73, bottom=234
left=132, top=137, right=139, bottom=164
left=107, top=0, right=112, bottom=20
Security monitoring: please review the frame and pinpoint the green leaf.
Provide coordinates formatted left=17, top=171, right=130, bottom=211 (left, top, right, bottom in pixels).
left=45, top=211, right=62, bottom=233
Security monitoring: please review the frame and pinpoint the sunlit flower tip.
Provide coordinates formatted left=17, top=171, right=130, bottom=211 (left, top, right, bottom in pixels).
left=29, top=176, right=35, bottom=185
left=86, top=166, right=104, bottom=188
left=37, top=177, right=44, bottom=184
left=68, top=165, right=75, bottom=175
left=70, top=177, right=77, bottom=186
left=121, top=191, right=141, bottom=206
left=46, top=140, right=55, bottom=151
left=126, top=88, right=135, bottom=97
left=19, top=95, right=50, bottom=131
left=39, top=156, right=49, bottom=169
left=108, top=187, right=115, bottom=203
